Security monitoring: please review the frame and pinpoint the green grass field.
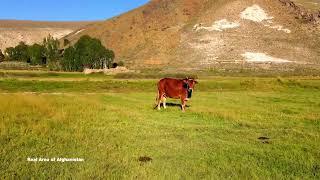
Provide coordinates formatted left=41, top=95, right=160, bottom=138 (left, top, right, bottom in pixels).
left=0, top=71, right=319, bottom=179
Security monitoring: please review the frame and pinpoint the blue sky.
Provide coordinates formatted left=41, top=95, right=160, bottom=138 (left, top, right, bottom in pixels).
left=0, top=0, right=149, bottom=21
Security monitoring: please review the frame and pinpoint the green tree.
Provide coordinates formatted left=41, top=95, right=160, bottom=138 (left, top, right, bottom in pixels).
left=27, top=44, right=45, bottom=65
left=5, top=42, right=29, bottom=62
left=61, top=46, right=76, bottom=71
left=105, top=49, right=115, bottom=68
left=16, top=42, right=29, bottom=62
left=61, top=35, right=114, bottom=71
left=43, top=34, right=60, bottom=63
left=118, top=61, right=125, bottom=67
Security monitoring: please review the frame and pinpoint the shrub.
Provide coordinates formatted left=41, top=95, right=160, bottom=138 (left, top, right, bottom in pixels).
left=118, top=61, right=125, bottom=67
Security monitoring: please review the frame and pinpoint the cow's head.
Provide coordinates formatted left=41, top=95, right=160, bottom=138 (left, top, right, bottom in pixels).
left=183, top=78, right=198, bottom=99
left=183, top=78, right=198, bottom=91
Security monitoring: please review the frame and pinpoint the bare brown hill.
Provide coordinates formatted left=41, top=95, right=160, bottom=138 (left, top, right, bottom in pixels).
left=64, top=0, right=320, bottom=70
left=0, top=20, right=93, bottom=52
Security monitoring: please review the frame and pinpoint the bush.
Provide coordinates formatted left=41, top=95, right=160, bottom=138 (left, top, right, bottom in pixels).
left=118, top=61, right=125, bottom=67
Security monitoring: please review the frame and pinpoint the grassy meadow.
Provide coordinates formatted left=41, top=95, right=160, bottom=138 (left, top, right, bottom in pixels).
left=0, top=71, right=320, bottom=179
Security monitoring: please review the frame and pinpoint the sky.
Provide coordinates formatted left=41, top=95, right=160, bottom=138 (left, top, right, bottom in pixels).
left=0, top=0, right=149, bottom=21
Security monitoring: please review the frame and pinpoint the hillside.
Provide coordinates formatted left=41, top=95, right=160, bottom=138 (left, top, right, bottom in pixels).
left=0, top=20, right=93, bottom=52
left=64, top=0, right=320, bottom=71
left=292, top=0, right=320, bottom=10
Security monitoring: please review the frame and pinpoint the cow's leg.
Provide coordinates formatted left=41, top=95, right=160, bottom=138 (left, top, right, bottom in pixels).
left=181, top=97, right=186, bottom=112
left=156, top=92, right=164, bottom=110
left=162, top=97, right=167, bottom=109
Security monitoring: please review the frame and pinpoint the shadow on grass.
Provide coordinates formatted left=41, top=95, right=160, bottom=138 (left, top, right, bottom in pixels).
left=153, top=102, right=191, bottom=110
left=165, top=102, right=190, bottom=108
left=159, top=102, right=190, bottom=108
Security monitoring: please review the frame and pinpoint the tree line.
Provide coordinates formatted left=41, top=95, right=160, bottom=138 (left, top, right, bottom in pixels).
left=0, top=35, right=116, bottom=71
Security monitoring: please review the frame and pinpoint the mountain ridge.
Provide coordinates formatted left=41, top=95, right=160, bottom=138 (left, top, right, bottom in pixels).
left=0, top=20, right=94, bottom=52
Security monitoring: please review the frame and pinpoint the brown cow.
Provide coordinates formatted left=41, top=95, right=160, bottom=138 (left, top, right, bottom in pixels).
left=155, top=78, right=198, bottom=111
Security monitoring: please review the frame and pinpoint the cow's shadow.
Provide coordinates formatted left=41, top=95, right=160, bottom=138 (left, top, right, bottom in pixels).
left=161, top=102, right=190, bottom=108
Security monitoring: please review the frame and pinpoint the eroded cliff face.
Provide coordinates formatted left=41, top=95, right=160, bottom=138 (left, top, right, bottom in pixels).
left=0, top=20, right=91, bottom=52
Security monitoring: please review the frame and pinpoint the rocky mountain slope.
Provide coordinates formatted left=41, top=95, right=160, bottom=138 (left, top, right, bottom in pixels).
left=0, top=20, right=92, bottom=52
left=64, top=0, right=320, bottom=70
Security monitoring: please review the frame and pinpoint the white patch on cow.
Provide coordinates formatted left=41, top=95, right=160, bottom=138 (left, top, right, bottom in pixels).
left=242, top=52, right=292, bottom=63
left=193, top=19, right=240, bottom=32
left=240, top=4, right=273, bottom=22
